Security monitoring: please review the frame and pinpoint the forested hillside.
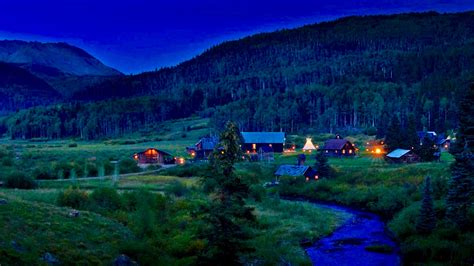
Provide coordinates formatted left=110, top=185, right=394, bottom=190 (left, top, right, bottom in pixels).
left=3, top=11, right=474, bottom=139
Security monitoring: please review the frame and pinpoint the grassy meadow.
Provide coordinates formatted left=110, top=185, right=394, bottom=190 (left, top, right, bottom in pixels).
left=0, top=117, right=471, bottom=265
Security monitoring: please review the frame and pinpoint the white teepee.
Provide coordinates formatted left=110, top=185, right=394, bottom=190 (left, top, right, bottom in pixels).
left=302, top=138, right=316, bottom=151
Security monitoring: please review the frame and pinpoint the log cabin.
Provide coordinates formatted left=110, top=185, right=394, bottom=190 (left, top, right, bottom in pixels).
left=186, top=136, right=218, bottom=159
left=132, top=148, right=175, bottom=164
left=322, top=139, right=356, bottom=157
left=386, top=149, right=419, bottom=163
left=274, top=165, right=318, bottom=181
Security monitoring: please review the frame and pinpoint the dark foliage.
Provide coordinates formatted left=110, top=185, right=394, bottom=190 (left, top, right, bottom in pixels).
left=446, top=83, right=474, bottom=229
left=5, top=171, right=37, bottom=189
left=416, top=176, right=436, bottom=234
left=314, top=151, right=333, bottom=178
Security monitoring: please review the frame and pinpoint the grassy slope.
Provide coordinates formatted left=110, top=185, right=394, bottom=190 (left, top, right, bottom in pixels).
left=0, top=192, right=134, bottom=265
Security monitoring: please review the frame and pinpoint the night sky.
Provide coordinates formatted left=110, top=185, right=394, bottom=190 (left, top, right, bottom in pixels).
left=1, top=0, right=473, bottom=74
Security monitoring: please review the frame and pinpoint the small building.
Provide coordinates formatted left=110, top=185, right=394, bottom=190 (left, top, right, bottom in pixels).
left=386, top=149, right=419, bottom=163
left=132, top=148, right=175, bottom=165
left=275, top=165, right=318, bottom=181
left=436, top=138, right=451, bottom=152
left=186, top=136, right=218, bottom=159
left=322, top=139, right=356, bottom=157
left=417, top=131, right=438, bottom=145
left=241, top=132, right=285, bottom=153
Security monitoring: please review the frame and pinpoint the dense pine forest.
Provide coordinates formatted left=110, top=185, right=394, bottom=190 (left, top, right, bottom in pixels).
left=2, top=11, right=474, bottom=139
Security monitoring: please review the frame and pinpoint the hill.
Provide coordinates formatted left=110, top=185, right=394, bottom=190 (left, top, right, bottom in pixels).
left=3, top=11, right=474, bottom=139
left=0, top=40, right=122, bottom=99
left=0, top=62, right=60, bottom=114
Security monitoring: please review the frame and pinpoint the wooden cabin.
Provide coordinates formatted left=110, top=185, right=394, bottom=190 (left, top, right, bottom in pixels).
left=241, top=132, right=285, bottom=153
left=186, top=136, right=218, bottom=159
left=386, top=149, right=419, bottom=163
left=132, top=148, right=175, bottom=164
left=436, top=138, right=451, bottom=152
left=322, top=139, right=356, bottom=157
left=274, top=165, right=318, bottom=181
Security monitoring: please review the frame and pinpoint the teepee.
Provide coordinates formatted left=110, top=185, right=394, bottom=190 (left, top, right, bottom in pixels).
left=302, top=138, right=316, bottom=151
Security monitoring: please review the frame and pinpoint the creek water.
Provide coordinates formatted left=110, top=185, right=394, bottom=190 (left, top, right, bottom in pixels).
left=303, top=201, right=401, bottom=266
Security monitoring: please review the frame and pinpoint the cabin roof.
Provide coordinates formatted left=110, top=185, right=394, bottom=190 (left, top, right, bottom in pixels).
left=275, top=165, right=311, bottom=176
left=323, top=139, right=351, bottom=150
left=386, top=149, right=411, bottom=158
left=241, top=132, right=285, bottom=144
left=136, top=148, right=172, bottom=156
left=197, top=136, right=219, bottom=150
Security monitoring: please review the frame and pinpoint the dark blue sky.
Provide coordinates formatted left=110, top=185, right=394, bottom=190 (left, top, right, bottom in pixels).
left=1, top=0, right=473, bottom=74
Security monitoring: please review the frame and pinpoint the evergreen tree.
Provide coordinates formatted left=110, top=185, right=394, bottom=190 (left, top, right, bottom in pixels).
left=200, top=121, right=255, bottom=264
left=385, top=115, right=403, bottom=152
left=405, top=114, right=419, bottom=150
left=446, top=83, right=474, bottom=229
left=416, top=176, right=436, bottom=234
left=315, top=151, right=333, bottom=178
left=416, top=136, right=438, bottom=162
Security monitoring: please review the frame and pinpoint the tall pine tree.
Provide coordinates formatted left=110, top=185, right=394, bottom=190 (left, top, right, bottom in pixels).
left=385, top=115, right=403, bottom=152
left=416, top=176, right=436, bottom=234
left=446, top=83, right=474, bottom=229
left=200, top=121, right=255, bottom=264
left=315, top=151, right=333, bottom=178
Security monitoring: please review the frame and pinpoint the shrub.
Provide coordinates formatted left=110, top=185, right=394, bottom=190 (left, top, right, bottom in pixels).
left=1, top=157, right=13, bottom=166
left=5, top=172, right=37, bottom=189
left=68, top=143, right=78, bottom=148
left=33, top=167, right=56, bottom=180
left=365, top=244, right=393, bottom=253
left=166, top=181, right=189, bottom=197
left=119, top=158, right=141, bottom=174
left=90, top=187, right=123, bottom=212
left=57, top=187, right=90, bottom=209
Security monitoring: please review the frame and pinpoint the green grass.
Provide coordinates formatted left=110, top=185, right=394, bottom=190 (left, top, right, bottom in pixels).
left=0, top=192, right=134, bottom=265
left=244, top=198, right=351, bottom=265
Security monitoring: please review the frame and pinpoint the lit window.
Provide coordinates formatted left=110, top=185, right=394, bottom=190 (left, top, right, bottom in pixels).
left=349, top=150, right=353, bottom=154
left=342, top=150, right=346, bottom=154
left=325, top=150, right=328, bottom=153
left=269, top=144, right=272, bottom=147
left=252, top=144, right=256, bottom=150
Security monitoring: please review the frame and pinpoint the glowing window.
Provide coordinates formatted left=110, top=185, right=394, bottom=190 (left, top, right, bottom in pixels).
left=349, top=150, right=353, bottom=154
left=342, top=150, right=346, bottom=154
left=252, top=144, right=256, bottom=150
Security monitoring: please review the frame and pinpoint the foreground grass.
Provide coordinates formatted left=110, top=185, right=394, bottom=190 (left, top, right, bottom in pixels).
left=250, top=198, right=351, bottom=265
left=0, top=192, right=133, bottom=265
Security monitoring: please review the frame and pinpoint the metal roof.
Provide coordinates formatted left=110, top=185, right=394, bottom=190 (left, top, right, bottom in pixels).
left=275, top=165, right=310, bottom=176
left=241, top=132, right=285, bottom=144
left=197, top=136, right=219, bottom=150
left=386, top=149, right=411, bottom=159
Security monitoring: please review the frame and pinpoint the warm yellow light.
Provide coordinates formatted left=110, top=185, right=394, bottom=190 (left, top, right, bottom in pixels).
left=349, top=150, right=352, bottom=154
left=252, top=144, right=256, bottom=150
left=444, top=144, right=448, bottom=149
left=305, top=177, right=309, bottom=182
left=314, top=175, right=319, bottom=180
left=375, top=148, right=381, bottom=154
left=191, top=152, right=196, bottom=157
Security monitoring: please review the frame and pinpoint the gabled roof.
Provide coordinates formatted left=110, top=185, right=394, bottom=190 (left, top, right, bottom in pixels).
left=197, top=136, right=219, bottom=150
left=323, top=139, right=351, bottom=150
left=417, top=131, right=437, bottom=140
left=275, top=165, right=310, bottom=176
left=386, top=149, right=411, bottom=159
left=241, top=132, right=285, bottom=144
left=135, top=148, right=172, bottom=156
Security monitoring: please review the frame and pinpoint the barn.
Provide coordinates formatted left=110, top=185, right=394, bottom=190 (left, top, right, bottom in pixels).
left=132, top=148, right=175, bottom=164
left=386, top=149, right=419, bottom=163
left=186, top=136, right=218, bottom=159
left=274, top=165, right=318, bottom=181
left=322, top=139, right=356, bottom=157
left=241, top=132, right=285, bottom=153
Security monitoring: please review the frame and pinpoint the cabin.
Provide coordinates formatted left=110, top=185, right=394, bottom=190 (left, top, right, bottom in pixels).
left=132, top=148, right=175, bottom=165
left=436, top=138, right=451, bottom=152
left=186, top=136, right=218, bottom=159
left=386, top=149, right=419, bottom=163
left=241, top=132, right=285, bottom=153
left=417, top=131, right=438, bottom=145
left=274, top=165, right=318, bottom=181
left=322, top=139, right=356, bottom=157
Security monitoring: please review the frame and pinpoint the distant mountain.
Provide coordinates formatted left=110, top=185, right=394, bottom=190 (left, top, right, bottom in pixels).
left=3, top=11, right=474, bottom=139
left=0, top=40, right=122, bottom=98
left=0, top=62, right=60, bottom=114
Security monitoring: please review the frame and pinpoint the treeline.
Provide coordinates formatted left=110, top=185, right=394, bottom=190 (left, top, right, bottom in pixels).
left=0, top=96, right=201, bottom=140
left=2, top=12, right=474, bottom=139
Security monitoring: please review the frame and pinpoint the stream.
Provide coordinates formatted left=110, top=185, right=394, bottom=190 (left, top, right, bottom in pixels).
left=302, top=201, right=401, bottom=266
